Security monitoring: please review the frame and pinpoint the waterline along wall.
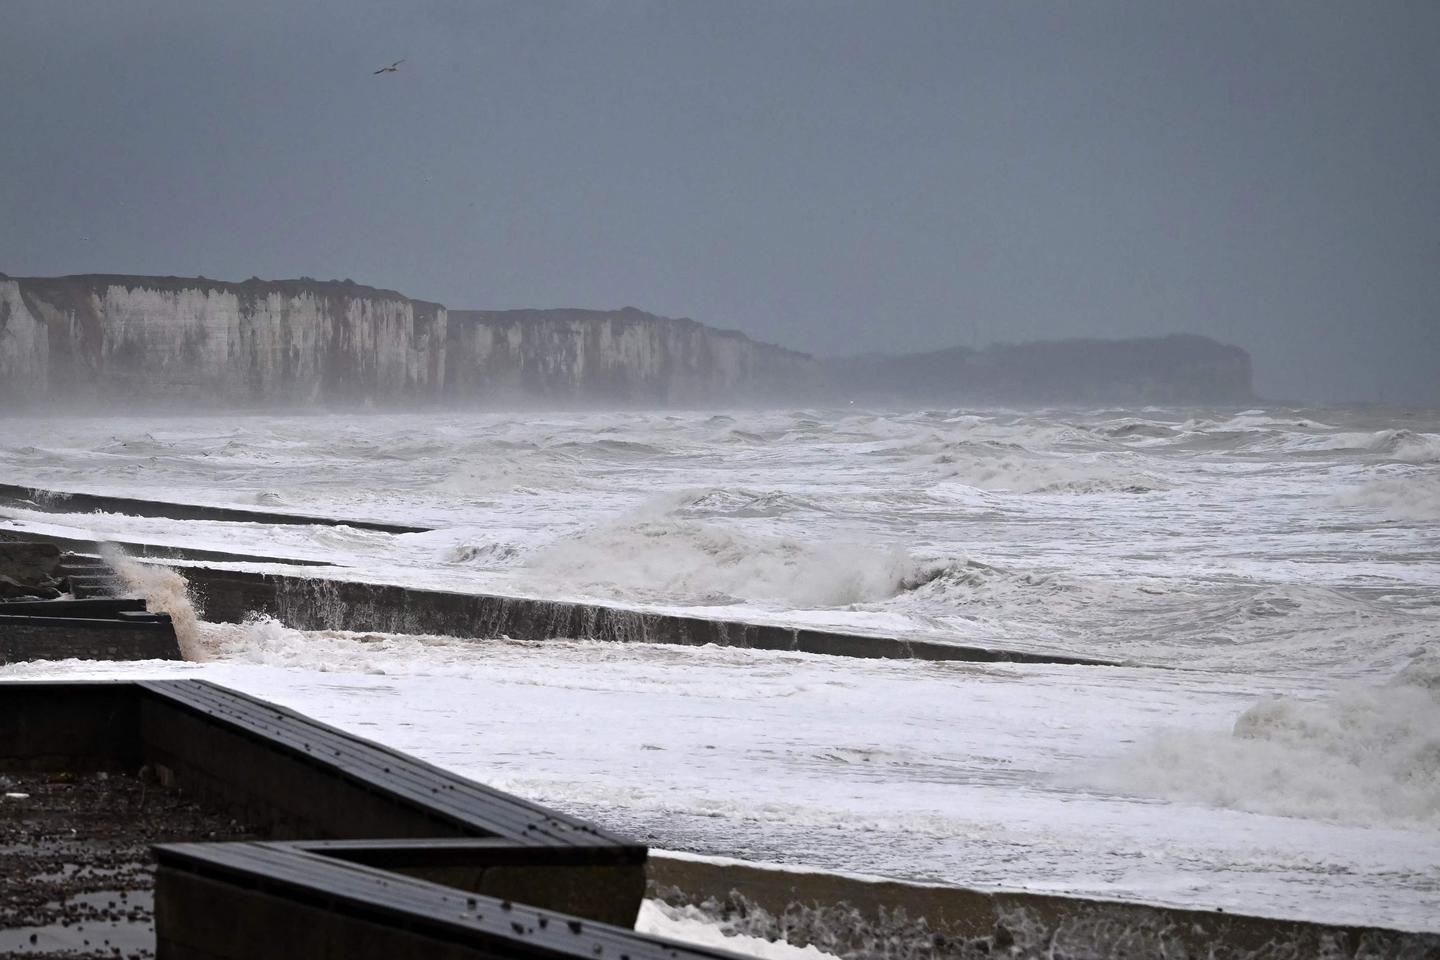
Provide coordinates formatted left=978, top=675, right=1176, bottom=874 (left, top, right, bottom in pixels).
left=180, top=565, right=1120, bottom=666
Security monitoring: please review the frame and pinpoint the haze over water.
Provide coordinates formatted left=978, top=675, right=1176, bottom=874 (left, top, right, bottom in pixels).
left=2, top=404, right=1437, bottom=930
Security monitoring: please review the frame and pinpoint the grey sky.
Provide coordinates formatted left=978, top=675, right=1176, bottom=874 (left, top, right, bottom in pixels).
left=2, top=1, right=1436, bottom=404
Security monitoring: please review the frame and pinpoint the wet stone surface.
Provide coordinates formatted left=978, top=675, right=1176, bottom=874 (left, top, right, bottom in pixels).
left=0, top=771, right=258, bottom=959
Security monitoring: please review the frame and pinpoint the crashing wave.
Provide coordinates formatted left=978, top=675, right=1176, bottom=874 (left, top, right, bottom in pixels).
left=931, top=453, right=1165, bottom=494
left=1331, top=471, right=1440, bottom=521
left=445, top=540, right=522, bottom=565
left=524, top=518, right=927, bottom=608
left=1078, top=650, right=1440, bottom=827
left=1092, top=420, right=1180, bottom=440
left=1369, top=428, right=1440, bottom=463
left=676, top=487, right=826, bottom=519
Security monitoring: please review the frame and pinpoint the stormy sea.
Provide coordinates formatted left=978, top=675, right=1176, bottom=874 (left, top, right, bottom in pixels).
left=1, top=405, right=1437, bottom=931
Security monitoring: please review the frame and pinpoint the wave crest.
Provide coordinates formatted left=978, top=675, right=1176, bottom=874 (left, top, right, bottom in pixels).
left=1332, top=472, right=1440, bottom=521
left=525, top=518, right=925, bottom=608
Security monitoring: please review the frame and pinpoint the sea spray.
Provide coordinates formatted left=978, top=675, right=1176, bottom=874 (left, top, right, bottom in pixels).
left=98, top=544, right=208, bottom=661
left=1077, top=650, right=1440, bottom=827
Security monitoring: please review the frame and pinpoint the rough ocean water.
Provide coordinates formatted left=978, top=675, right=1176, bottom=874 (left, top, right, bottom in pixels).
left=1, top=406, right=1437, bottom=933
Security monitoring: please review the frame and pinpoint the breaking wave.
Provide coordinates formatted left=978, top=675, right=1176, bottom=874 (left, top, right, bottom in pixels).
left=1207, top=413, right=1334, bottom=432
left=525, top=518, right=926, bottom=608
left=1373, top=428, right=1440, bottom=463
left=1091, top=420, right=1180, bottom=440
left=675, top=487, right=826, bottom=519
left=443, top=539, right=522, bottom=565
left=1080, top=651, right=1440, bottom=827
left=1275, top=428, right=1440, bottom=461
left=1332, top=472, right=1440, bottom=521
left=930, top=453, right=1164, bottom=494
left=547, top=438, right=668, bottom=460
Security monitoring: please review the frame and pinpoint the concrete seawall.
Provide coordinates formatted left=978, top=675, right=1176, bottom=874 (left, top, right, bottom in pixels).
left=0, top=614, right=180, bottom=663
left=647, top=854, right=1440, bottom=959
left=179, top=565, right=1123, bottom=667
left=0, top=482, right=428, bottom=534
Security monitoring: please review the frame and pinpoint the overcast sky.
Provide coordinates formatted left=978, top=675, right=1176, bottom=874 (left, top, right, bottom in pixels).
left=2, top=1, right=1436, bottom=403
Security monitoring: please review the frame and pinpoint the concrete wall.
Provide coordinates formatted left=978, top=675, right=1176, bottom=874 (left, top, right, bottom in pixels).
left=648, top=855, right=1440, bottom=959
left=0, top=615, right=181, bottom=664
left=178, top=565, right=1116, bottom=666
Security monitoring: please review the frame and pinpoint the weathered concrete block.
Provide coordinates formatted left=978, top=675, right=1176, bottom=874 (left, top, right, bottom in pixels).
left=0, top=574, right=63, bottom=600
left=0, top=615, right=183, bottom=663
left=0, top=540, right=61, bottom=585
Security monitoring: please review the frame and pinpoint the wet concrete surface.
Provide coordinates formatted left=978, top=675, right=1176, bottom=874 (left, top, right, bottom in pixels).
left=0, top=771, right=258, bottom=959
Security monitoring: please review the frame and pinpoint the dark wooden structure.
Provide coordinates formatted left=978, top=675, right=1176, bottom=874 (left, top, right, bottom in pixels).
left=0, top=680, right=717, bottom=960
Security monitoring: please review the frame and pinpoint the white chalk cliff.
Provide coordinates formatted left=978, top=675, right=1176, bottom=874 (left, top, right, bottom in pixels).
left=0, top=275, right=815, bottom=409
left=0, top=273, right=1253, bottom=408
left=2, top=275, right=446, bottom=408
left=445, top=308, right=818, bottom=405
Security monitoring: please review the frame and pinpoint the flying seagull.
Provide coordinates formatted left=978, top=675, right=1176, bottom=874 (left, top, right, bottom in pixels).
left=373, top=58, right=405, bottom=75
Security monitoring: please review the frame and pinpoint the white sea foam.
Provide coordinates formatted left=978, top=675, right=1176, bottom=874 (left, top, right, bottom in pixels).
left=1081, top=651, right=1440, bottom=827
left=636, top=901, right=838, bottom=960
left=199, top=615, right=481, bottom=673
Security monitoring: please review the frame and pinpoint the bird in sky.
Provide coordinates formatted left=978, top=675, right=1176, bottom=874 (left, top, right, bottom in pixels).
left=373, top=59, right=405, bottom=75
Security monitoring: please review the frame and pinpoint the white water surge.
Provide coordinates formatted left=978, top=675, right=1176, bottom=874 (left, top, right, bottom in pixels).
left=1, top=405, right=1437, bottom=931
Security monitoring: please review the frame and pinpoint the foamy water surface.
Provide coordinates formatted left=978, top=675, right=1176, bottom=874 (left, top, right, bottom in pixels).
left=1, top=406, right=1437, bottom=930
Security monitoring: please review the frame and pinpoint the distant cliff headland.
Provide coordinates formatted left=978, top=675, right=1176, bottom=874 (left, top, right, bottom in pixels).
left=832, top=336, right=1254, bottom=406
left=1, top=273, right=1252, bottom=408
